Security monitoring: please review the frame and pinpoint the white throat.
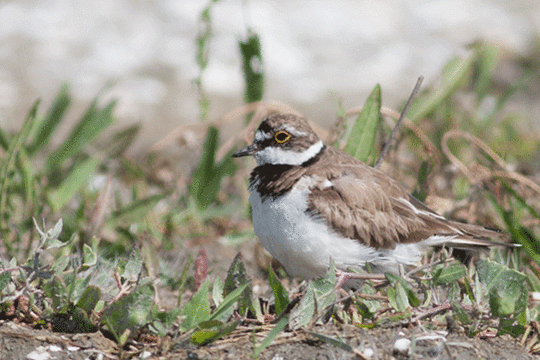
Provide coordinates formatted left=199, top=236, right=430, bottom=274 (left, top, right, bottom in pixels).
left=255, top=140, right=324, bottom=166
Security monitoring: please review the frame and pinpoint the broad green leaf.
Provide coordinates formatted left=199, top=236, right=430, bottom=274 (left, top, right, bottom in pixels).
left=212, top=276, right=224, bottom=307
left=180, top=279, right=211, bottom=332
left=43, top=230, right=75, bottom=252
left=344, top=84, right=381, bottom=163
left=77, top=286, right=101, bottom=314
left=357, top=285, right=382, bottom=321
left=498, top=317, right=526, bottom=337
left=394, top=282, right=410, bottom=312
left=355, top=300, right=374, bottom=320
left=451, top=303, right=471, bottom=325
left=28, top=84, right=71, bottom=155
left=150, top=307, right=181, bottom=337
left=45, top=218, right=63, bottom=244
left=47, top=98, right=116, bottom=169
left=477, top=260, right=528, bottom=317
left=432, top=264, right=467, bottom=285
left=82, top=244, right=97, bottom=269
left=51, top=253, right=70, bottom=274
left=43, top=275, right=69, bottom=313
left=122, top=249, right=142, bottom=281
left=253, top=315, right=288, bottom=357
left=290, top=288, right=316, bottom=330
left=69, top=272, right=93, bottom=304
left=48, top=157, right=101, bottom=212
left=0, top=271, right=11, bottom=292
left=191, top=320, right=240, bottom=346
left=224, top=253, right=252, bottom=316
left=268, top=266, right=289, bottom=315
left=447, top=282, right=461, bottom=302
left=290, top=262, right=337, bottom=330
left=102, top=284, right=155, bottom=341
left=385, top=273, right=420, bottom=307
left=358, top=284, right=381, bottom=315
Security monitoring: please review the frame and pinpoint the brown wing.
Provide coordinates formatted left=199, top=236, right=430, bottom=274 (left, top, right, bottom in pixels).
left=305, top=158, right=505, bottom=249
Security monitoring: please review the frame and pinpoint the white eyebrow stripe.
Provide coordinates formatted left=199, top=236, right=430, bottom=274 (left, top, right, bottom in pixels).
left=282, top=125, right=306, bottom=137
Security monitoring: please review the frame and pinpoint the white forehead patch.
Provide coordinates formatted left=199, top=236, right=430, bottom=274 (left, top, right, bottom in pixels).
left=255, top=140, right=324, bottom=166
left=255, top=130, right=271, bottom=142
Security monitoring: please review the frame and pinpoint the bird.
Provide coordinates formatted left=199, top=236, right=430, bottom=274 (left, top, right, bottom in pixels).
left=232, top=113, right=515, bottom=283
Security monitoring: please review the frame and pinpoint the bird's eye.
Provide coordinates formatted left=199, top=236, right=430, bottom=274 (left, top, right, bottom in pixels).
left=274, top=130, right=291, bottom=144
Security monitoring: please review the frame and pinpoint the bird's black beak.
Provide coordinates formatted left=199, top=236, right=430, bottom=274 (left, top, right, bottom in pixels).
left=232, top=143, right=261, bottom=158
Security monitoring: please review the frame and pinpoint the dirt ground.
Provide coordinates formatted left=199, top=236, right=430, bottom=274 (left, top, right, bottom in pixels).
left=0, top=320, right=533, bottom=359
left=1, top=239, right=536, bottom=360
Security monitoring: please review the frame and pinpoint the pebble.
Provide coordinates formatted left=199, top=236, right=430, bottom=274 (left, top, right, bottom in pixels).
left=393, top=338, right=411, bottom=354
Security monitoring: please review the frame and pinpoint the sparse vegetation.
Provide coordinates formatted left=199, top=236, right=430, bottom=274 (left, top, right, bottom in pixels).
left=0, top=9, right=539, bottom=360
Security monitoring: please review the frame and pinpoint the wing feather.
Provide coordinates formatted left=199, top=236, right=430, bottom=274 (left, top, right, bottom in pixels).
left=305, top=161, right=507, bottom=249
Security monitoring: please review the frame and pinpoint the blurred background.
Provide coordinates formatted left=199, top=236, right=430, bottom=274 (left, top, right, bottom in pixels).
left=1, top=0, right=539, bottom=153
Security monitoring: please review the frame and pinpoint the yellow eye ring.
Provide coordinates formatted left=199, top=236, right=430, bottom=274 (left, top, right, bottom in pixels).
left=274, top=130, right=291, bottom=144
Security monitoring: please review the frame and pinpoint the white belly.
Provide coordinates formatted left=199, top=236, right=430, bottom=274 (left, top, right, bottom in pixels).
left=249, top=178, right=422, bottom=279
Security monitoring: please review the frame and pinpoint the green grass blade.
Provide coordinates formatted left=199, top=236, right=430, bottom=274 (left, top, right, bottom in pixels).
left=407, top=54, right=474, bottom=122
left=501, top=182, right=540, bottom=220
left=0, top=100, right=40, bottom=235
left=189, top=126, right=218, bottom=208
left=307, top=332, right=353, bottom=352
left=48, top=157, right=101, bottom=212
left=253, top=315, right=288, bottom=358
left=189, top=126, right=236, bottom=209
left=474, top=42, right=500, bottom=102
left=239, top=30, right=265, bottom=106
left=344, top=84, right=381, bottom=163
left=487, top=193, right=540, bottom=263
left=267, top=266, right=289, bottom=315
left=47, top=98, right=116, bottom=169
left=110, top=194, right=166, bottom=224
left=0, top=127, right=9, bottom=151
left=208, top=283, right=249, bottom=322
left=16, top=147, right=37, bottom=212
left=28, top=84, right=71, bottom=155
left=195, top=0, right=220, bottom=121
